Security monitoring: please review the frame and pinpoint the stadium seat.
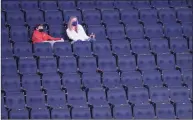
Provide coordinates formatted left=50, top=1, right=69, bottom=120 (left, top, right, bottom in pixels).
left=149, top=87, right=170, bottom=103
left=62, top=73, right=81, bottom=90
left=51, top=108, right=70, bottom=119
left=10, top=26, right=29, bottom=43
left=96, top=1, right=114, bottom=9
left=98, top=56, right=117, bottom=72
left=63, top=10, right=82, bottom=24
left=140, top=9, right=158, bottom=25
left=26, top=91, right=45, bottom=109
left=187, top=0, right=192, bottom=7
left=22, top=74, right=41, bottom=91
left=58, top=1, right=76, bottom=10
left=101, top=10, right=120, bottom=26
left=40, top=1, right=58, bottom=10
left=78, top=56, right=97, bottom=73
left=38, top=57, right=57, bottom=73
left=170, top=0, right=188, bottom=8
left=7, top=11, right=25, bottom=26
left=31, top=109, right=50, bottom=119
left=150, top=38, right=170, bottom=54
left=18, top=57, right=37, bottom=74
left=170, top=37, right=189, bottom=53
left=73, top=41, right=92, bottom=56
left=34, top=42, right=53, bottom=57
left=144, top=24, right=164, bottom=38
left=93, top=40, right=112, bottom=56
left=157, top=53, right=176, bottom=70
left=53, top=42, right=73, bottom=57
left=169, top=87, right=190, bottom=103
left=26, top=11, right=44, bottom=26
left=6, top=92, right=25, bottom=109
left=106, top=25, right=126, bottom=40
left=107, top=87, right=127, bottom=105
left=121, top=71, right=143, bottom=87
left=142, top=70, right=163, bottom=87
left=151, top=0, right=170, bottom=9
left=177, top=8, right=192, bottom=23
left=137, top=54, right=157, bottom=70
left=47, top=90, right=66, bottom=108
left=182, top=69, right=192, bottom=88
left=45, top=11, right=63, bottom=25
left=87, top=25, right=106, bottom=40
left=1, top=11, right=6, bottom=25
left=83, top=10, right=102, bottom=25
left=2, top=58, right=17, bottom=75
left=176, top=103, right=192, bottom=119
left=93, top=106, right=112, bottom=119
left=114, top=1, right=133, bottom=10
left=182, top=23, right=193, bottom=37
left=156, top=103, right=175, bottom=119
left=77, top=0, right=96, bottom=10
left=113, top=105, right=132, bottom=119
left=117, top=55, right=136, bottom=71
left=2, top=44, right=13, bottom=58
left=164, top=23, right=183, bottom=37
left=2, top=1, right=20, bottom=11
left=158, top=8, right=177, bottom=24
left=88, top=88, right=108, bottom=106
left=120, top=9, right=139, bottom=25
left=59, top=56, right=77, bottom=73
left=82, top=72, right=101, bottom=88
left=132, top=1, right=151, bottom=9
left=102, top=72, right=120, bottom=88
left=2, top=28, right=10, bottom=45
left=49, top=25, right=65, bottom=38
left=176, top=53, right=192, bottom=69
left=42, top=73, right=61, bottom=90
left=112, top=40, right=131, bottom=55
left=14, top=42, right=33, bottom=57
left=72, top=107, right=91, bottom=119
left=126, top=24, right=144, bottom=39
left=21, top=1, right=39, bottom=11
left=10, top=109, right=29, bottom=119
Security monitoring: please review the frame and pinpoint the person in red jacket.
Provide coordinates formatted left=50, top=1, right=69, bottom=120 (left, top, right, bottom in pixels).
left=32, top=24, right=64, bottom=47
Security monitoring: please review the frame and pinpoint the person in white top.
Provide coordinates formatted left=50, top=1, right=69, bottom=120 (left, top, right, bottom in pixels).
left=66, top=16, right=95, bottom=43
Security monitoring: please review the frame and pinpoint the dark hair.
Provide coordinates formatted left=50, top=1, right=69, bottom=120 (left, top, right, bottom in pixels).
left=34, top=24, right=44, bottom=30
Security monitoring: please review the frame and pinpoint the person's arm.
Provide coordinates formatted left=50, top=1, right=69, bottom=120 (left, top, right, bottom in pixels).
left=78, top=25, right=90, bottom=39
left=45, top=33, right=61, bottom=41
left=66, top=29, right=79, bottom=41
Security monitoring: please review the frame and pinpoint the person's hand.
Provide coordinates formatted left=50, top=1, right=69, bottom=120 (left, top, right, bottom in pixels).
left=90, top=33, right=95, bottom=39
left=61, top=38, right=64, bottom=41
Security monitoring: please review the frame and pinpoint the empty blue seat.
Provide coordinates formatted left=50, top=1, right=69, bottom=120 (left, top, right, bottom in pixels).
left=67, top=89, right=87, bottom=107
left=118, top=55, right=136, bottom=71
left=120, top=9, right=139, bottom=25
left=45, top=11, right=63, bottom=25
left=72, top=107, right=91, bottom=119
left=126, top=24, right=144, bottom=39
left=132, top=1, right=151, bottom=9
left=40, top=1, right=58, bottom=10
left=144, top=24, right=164, bottom=38
left=176, top=53, right=192, bottom=69
left=51, top=108, right=70, bottom=119
left=170, top=0, right=188, bottom=7
left=162, top=70, right=183, bottom=87
left=10, top=109, right=29, bottom=119
left=121, top=71, right=143, bottom=87
left=22, top=74, right=41, bottom=91
left=26, top=91, right=45, bottom=109
left=83, top=10, right=101, bottom=25
left=151, top=0, right=170, bottom=9
left=140, top=9, right=158, bottom=25
left=6, top=92, right=25, bottom=109
left=114, top=1, right=133, bottom=9
left=77, top=0, right=96, bottom=10
left=2, top=58, right=17, bottom=75
left=182, top=70, right=192, bottom=88
left=21, top=1, right=39, bottom=11
left=133, top=104, right=155, bottom=119
left=87, top=25, right=106, bottom=40
left=170, top=37, right=189, bottom=53
left=131, top=39, right=151, bottom=54
left=101, top=10, right=120, bottom=26
left=42, top=73, right=61, bottom=90
left=98, top=56, right=117, bottom=72
left=31, top=109, right=50, bottom=119
left=187, top=0, right=192, bottom=7
left=47, top=90, right=66, bottom=108
left=177, top=8, right=192, bottom=23
left=93, top=41, right=112, bottom=56
left=137, top=54, right=156, bottom=70
left=53, top=42, right=73, bottom=57
left=34, top=42, right=53, bottom=57
left=2, top=1, right=20, bottom=11
left=73, top=41, right=92, bottom=56
left=102, top=72, right=120, bottom=88
left=78, top=56, right=97, bottom=73
left=62, top=73, right=81, bottom=90
left=39, top=57, right=57, bottom=73
left=156, top=103, right=175, bottom=119
left=59, top=57, right=77, bottom=73
left=150, top=38, right=170, bottom=54
left=88, top=88, right=108, bottom=106
left=93, top=106, right=112, bottom=119
left=49, top=25, right=64, bottom=38
left=58, top=1, right=76, bottom=10
left=108, top=87, right=127, bottom=105
left=176, top=103, right=192, bottom=119
left=96, top=1, right=114, bottom=9
left=18, top=57, right=37, bottom=74
left=10, top=26, right=29, bottom=43
left=14, top=42, right=33, bottom=57
left=113, top=105, right=132, bottom=119
left=7, top=11, right=25, bottom=26
left=2, top=74, right=20, bottom=92
left=128, top=87, right=149, bottom=104
left=2, top=29, right=10, bottom=45
left=169, top=87, right=190, bottom=103
left=26, top=11, right=44, bottom=26
left=82, top=72, right=101, bottom=88
left=63, top=10, right=82, bottom=24
left=2, top=44, right=13, bottom=58
left=112, top=40, right=131, bottom=55
left=182, top=23, right=193, bottom=37
left=149, top=87, right=170, bottom=103
left=1, top=11, right=6, bottom=25
left=106, top=25, right=126, bottom=40
left=157, top=53, right=176, bottom=70
left=158, top=8, right=177, bottom=24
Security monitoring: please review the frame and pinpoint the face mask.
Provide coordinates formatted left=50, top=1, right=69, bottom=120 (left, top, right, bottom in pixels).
left=39, top=29, right=43, bottom=32
left=72, top=21, right=78, bottom=26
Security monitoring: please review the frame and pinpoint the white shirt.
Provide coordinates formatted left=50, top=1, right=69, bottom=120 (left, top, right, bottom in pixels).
left=66, top=24, right=90, bottom=41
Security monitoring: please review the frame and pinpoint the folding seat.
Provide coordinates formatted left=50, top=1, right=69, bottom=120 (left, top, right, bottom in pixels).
left=140, top=9, right=158, bottom=25
left=47, top=90, right=66, bottom=108
left=6, top=92, right=25, bottom=109
left=142, top=70, right=163, bottom=87
left=176, top=103, right=192, bottom=119
left=59, top=56, right=77, bottom=73
left=113, top=105, right=132, bottom=119
left=21, top=1, right=39, bottom=11
left=34, top=42, right=53, bottom=57
left=118, top=55, right=136, bottom=71
left=114, top=1, right=133, bottom=10
left=58, top=1, right=76, bottom=10
left=1, top=58, right=17, bottom=75
left=98, top=56, right=117, bottom=72
left=2, top=28, right=10, bottom=44
left=101, top=10, right=120, bottom=26
left=107, top=88, right=127, bottom=105
left=128, top=87, right=149, bottom=104
left=48, top=25, right=64, bottom=38
left=10, top=26, right=29, bottom=43
left=93, top=106, right=112, bottom=119
left=132, top=1, right=151, bottom=9
left=72, top=107, right=91, bottom=119
left=177, top=8, right=192, bottom=23
left=121, top=71, right=143, bottom=87
left=126, top=24, right=144, bottom=39
left=40, top=1, right=58, bottom=10
left=2, top=44, right=13, bottom=58
left=102, top=72, right=120, bottom=88
left=144, top=24, right=164, bottom=38
left=137, top=54, right=157, bottom=70
left=182, top=23, right=193, bottom=37
left=162, top=70, right=183, bottom=87
left=26, top=11, right=44, bottom=26
left=93, top=41, right=112, bottom=56
left=45, top=11, right=63, bottom=25
left=106, top=25, right=126, bottom=40
left=158, top=8, right=177, bottom=24
left=73, top=41, right=92, bottom=56
left=169, top=87, right=190, bottom=103
left=1, top=11, right=6, bottom=25
left=62, top=73, right=81, bottom=90
left=67, top=89, right=87, bottom=107
left=170, top=0, right=188, bottom=8
left=88, top=88, right=108, bottom=106
left=96, top=1, right=114, bottom=9
left=176, top=53, right=192, bottom=69
left=2, top=1, right=20, bottom=11
left=26, top=91, right=45, bottom=109
left=170, top=37, right=189, bottom=53
left=133, top=104, right=155, bottom=119
left=18, top=57, right=37, bottom=74
left=82, top=72, right=101, bottom=88
left=112, top=40, right=131, bottom=55
left=120, top=9, right=139, bottom=25
left=63, top=10, right=82, bottom=24
left=6, top=11, right=25, bottom=26
left=31, top=109, right=50, bottom=119
left=53, top=42, right=73, bottom=57
left=87, top=25, right=106, bottom=40
left=22, top=74, right=41, bottom=91
left=78, top=56, right=97, bottom=73
left=51, top=108, right=70, bottom=119
left=149, top=87, right=170, bottom=103
left=42, top=73, right=61, bottom=90
left=10, top=109, right=29, bottom=119
left=150, top=38, right=170, bottom=54
left=83, top=10, right=101, bottom=25
left=151, top=0, right=170, bottom=9
left=131, top=39, right=151, bottom=54
left=157, top=53, right=176, bottom=70
left=182, top=70, right=192, bottom=88
left=14, top=42, right=33, bottom=57
left=38, top=57, right=57, bottom=73
left=156, top=103, right=175, bottom=119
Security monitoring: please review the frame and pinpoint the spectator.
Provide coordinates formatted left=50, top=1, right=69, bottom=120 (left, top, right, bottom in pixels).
left=66, top=16, right=95, bottom=43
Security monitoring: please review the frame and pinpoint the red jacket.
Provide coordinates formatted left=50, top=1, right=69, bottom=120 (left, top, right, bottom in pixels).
left=32, top=30, right=61, bottom=43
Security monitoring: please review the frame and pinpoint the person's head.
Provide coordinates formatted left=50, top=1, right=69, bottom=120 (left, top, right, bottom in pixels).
left=68, top=16, right=78, bottom=30
left=35, top=24, right=44, bottom=32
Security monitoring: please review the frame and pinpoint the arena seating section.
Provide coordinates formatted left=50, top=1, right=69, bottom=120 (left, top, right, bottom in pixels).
left=1, top=0, right=193, bottom=119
